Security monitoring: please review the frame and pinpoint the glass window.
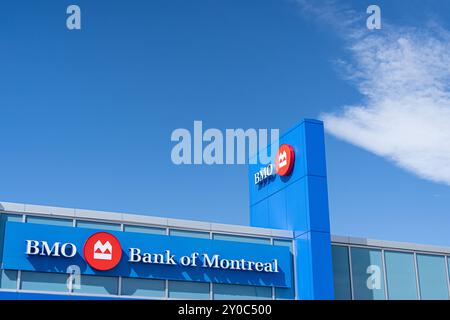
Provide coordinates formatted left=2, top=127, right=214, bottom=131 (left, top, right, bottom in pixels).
left=26, top=215, right=73, bottom=227
left=121, top=277, right=165, bottom=298
left=416, top=254, right=449, bottom=300
left=350, top=247, right=385, bottom=300
left=76, top=220, right=121, bottom=231
left=273, top=239, right=295, bottom=299
left=213, top=284, right=272, bottom=300
left=21, top=271, right=69, bottom=293
left=0, top=270, right=17, bottom=289
left=331, top=245, right=352, bottom=300
left=384, top=251, right=418, bottom=300
left=1, top=214, right=22, bottom=223
left=124, top=225, right=166, bottom=235
left=168, top=280, right=210, bottom=299
left=273, top=239, right=293, bottom=246
left=169, top=229, right=209, bottom=239
left=73, top=275, right=118, bottom=295
left=213, top=233, right=271, bottom=245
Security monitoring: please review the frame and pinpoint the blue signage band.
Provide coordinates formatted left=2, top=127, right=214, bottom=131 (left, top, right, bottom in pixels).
left=2, top=222, right=292, bottom=288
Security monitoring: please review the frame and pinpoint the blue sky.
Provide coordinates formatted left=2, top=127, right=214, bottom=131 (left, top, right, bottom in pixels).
left=1, top=0, right=450, bottom=246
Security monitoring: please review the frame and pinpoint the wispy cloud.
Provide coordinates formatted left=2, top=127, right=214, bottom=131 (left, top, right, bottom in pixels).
left=296, top=0, right=450, bottom=185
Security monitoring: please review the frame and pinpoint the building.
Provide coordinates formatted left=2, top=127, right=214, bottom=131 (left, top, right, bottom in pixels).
left=0, top=119, right=449, bottom=300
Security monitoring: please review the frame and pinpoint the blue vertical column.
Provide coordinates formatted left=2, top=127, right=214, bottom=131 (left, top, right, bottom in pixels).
left=248, top=119, right=334, bottom=300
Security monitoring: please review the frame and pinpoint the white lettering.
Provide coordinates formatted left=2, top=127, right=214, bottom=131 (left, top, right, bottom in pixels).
left=61, top=243, right=77, bottom=257
left=203, top=254, right=220, bottom=269
left=180, top=255, right=191, bottom=266
left=25, top=240, right=40, bottom=255
left=190, top=252, right=199, bottom=267
left=255, top=262, right=263, bottom=272
left=26, top=240, right=76, bottom=258
left=202, top=254, right=279, bottom=273
left=254, top=163, right=276, bottom=185
left=129, top=248, right=142, bottom=262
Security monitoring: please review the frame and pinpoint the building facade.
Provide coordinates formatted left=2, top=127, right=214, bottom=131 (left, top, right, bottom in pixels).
left=0, top=202, right=449, bottom=300
left=0, top=202, right=295, bottom=300
left=0, top=119, right=449, bottom=300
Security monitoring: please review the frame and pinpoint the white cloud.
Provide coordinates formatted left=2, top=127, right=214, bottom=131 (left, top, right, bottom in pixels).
left=297, top=1, right=450, bottom=185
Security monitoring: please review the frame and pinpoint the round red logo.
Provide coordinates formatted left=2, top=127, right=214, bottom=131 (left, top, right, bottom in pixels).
left=83, top=232, right=122, bottom=271
left=275, top=144, right=295, bottom=176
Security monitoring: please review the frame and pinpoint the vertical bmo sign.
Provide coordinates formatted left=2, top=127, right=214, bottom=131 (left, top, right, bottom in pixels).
left=2, top=222, right=292, bottom=288
left=249, top=119, right=335, bottom=299
left=254, top=144, right=295, bottom=185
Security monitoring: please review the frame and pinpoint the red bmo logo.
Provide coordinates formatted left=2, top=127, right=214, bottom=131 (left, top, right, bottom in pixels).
left=275, top=144, right=295, bottom=176
left=83, top=232, right=122, bottom=271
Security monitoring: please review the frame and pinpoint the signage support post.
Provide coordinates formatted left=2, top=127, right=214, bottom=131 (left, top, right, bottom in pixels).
left=249, top=119, right=335, bottom=300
